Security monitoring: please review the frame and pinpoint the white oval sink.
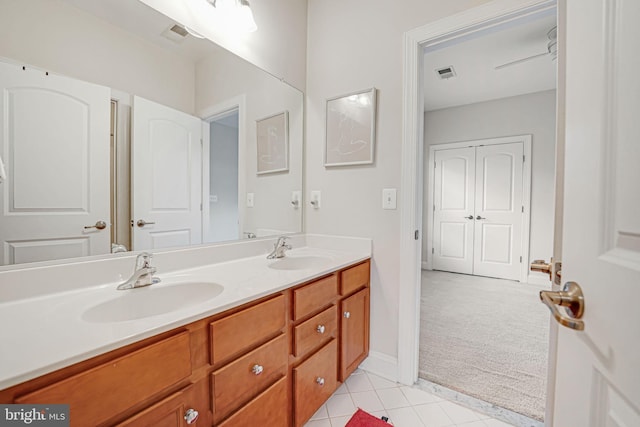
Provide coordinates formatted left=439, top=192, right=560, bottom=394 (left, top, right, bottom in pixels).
left=82, top=282, right=224, bottom=323
left=268, top=255, right=332, bottom=271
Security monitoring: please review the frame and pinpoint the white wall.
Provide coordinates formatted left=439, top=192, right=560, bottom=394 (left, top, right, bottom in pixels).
left=422, top=90, right=557, bottom=283
left=138, top=0, right=308, bottom=91
left=306, top=0, right=495, bottom=370
left=0, top=0, right=195, bottom=114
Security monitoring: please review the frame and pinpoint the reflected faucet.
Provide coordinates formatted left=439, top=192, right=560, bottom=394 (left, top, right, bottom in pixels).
left=117, top=252, right=161, bottom=290
left=267, top=236, right=292, bottom=259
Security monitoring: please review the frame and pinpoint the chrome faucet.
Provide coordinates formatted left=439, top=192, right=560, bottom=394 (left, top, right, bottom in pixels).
left=117, top=252, right=161, bottom=290
left=267, top=236, right=292, bottom=259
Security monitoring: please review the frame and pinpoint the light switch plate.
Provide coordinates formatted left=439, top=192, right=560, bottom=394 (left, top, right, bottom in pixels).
left=310, top=190, right=321, bottom=209
left=382, top=188, right=397, bottom=210
left=246, top=192, right=254, bottom=208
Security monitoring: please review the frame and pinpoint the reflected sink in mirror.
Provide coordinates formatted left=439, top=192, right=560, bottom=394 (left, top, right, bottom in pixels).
left=268, top=255, right=333, bottom=271
left=82, top=282, right=224, bottom=323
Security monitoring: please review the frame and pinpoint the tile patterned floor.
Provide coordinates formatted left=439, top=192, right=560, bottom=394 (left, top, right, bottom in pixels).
left=304, top=369, right=514, bottom=427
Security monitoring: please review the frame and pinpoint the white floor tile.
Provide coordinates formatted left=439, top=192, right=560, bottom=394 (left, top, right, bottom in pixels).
left=310, top=404, right=328, bottom=420
left=376, top=387, right=411, bottom=409
left=329, top=415, right=352, bottom=427
left=366, top=372, right=398, bottom=390
left=413, top=403, right=455, bottom=427
left=370, top=410, right=390, bottom=420
left=325, top=394, right=357, bottom=418
left=305, top=419, right=332, bottom=427
left=457, top=421, right=488, bottom=427
left=334, top=383, right=349, bottom=395
left=345, top=372, right=374, bottom=393
left=399, top=386, right=441, bottom=405
left=438, top=401, right=482, bottom=424
left=350, top=390, right=385, bottom=413
left=386, top=407, right=426, bottom=427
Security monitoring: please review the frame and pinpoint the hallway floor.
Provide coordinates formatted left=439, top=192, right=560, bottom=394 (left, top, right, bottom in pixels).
left=305, top=369, right=514, bottom=427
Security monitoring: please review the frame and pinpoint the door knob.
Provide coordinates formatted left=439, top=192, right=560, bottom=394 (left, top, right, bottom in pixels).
left=531, top=259, right=552, bottom=280
left=475, top=216, right=486, bottom=220
left=539, top=281, right=585, bottom=330
left=84, top=220, right=107, bottom=230
left=464, top=215, right=474, bottom=220
left=136, top=219, right=156, bottom=227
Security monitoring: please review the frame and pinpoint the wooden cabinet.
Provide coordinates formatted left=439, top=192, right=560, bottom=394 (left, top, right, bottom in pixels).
left=0, top=259, right=370, bottom=427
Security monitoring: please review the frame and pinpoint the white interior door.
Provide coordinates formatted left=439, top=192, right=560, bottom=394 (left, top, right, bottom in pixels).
left=473, top=142, right=524, bottom=280
left=552, top=1, right=640, bottom=425
left=432, top=146, right=475, bottom=274
left=0, top=61, right=110, bottom=265
left=131, top=96, right=203, bottom=251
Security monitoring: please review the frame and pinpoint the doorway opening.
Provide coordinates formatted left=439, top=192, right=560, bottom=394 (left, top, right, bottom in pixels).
left=416, top=5, right=557, bottom=425
left=206, top=108, right=240, bottom=243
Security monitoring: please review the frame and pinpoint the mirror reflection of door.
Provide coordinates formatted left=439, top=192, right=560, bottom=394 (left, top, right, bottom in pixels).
left=206, top=109, right=240, bottom=243
left=0, top=61, right=111, bottom=265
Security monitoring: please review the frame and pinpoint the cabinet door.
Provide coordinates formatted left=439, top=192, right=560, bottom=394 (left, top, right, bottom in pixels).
left=340, top=288, right=369, bottom=381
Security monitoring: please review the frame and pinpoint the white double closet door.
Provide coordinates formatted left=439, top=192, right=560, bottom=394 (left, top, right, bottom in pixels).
left=432, top=138, right=529, bottom=281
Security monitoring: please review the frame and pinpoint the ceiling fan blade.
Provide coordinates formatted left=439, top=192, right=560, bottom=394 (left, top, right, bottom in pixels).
left=495, top=51, right=548, bottom=70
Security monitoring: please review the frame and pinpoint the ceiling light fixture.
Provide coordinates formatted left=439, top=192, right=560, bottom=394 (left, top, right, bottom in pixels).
left=207, top=0, right=257, bottom=33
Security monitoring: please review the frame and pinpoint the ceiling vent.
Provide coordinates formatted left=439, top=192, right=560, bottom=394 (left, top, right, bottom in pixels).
left=435, top=66, right=457, bottom=79
left=161, top=24, right=188, bottom=44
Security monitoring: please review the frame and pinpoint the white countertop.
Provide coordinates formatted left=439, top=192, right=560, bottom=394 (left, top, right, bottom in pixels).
left=0, top=236, right=371, bottom=390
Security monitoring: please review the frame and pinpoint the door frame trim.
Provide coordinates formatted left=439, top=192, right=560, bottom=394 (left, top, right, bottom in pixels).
left=397, top=0, right=557, bottom=417
left=425, top=135, right=532, bottom=282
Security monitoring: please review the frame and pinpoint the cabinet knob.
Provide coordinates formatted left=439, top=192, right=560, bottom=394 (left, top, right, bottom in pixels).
left=316, top=377, right=325, bottom=386
left=343, top=311, right=351, bottom=319
left=184, top=408, right=199, bottom=424
left=252, top=364, right=264, bottom=375
left=316, top=324, right=326, bottom=334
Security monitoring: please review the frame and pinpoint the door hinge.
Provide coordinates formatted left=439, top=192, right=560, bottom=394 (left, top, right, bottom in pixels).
left=432, top=248, right=435, bottom=254
left=434, top=161, right=436, bottom=169
left=433, top=204, right=435, bottom=212
left=521, top=205, right=524, bottom=213
left=520, top=256, right=522, bottom=263
left=414, top=230, right=419, bottom=240
left=200, top=203, right=203, bottom=211
left=523, top=154, right=525, bottom=162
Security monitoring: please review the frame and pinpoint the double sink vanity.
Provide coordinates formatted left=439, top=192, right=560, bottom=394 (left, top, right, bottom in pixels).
left=0, top=234, right=372, bottom=426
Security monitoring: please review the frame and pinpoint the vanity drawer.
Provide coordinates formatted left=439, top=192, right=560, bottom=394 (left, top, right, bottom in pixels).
left=340, top=260, right=370, bottom=296
left=293, top=304, right=337, bottom=358
left=16, top=331, right=192, bottom=427
left=218, top=377, right=287, bottom=427
left=293, top=274, right=338, bottom=320
left=210, top=294, right=286, bottom=364
left=211, top=334, right=288, bottom=423
left=293, top=339, right=337, bottom=427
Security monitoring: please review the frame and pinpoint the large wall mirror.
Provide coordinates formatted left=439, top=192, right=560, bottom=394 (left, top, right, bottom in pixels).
left=0, top=0, right=303, bottom=267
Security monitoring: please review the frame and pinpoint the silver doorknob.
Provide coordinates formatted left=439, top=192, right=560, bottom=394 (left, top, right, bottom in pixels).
left=252, top=364, right=264, bottom=375
left=136, top=219, right=156, bottom=227
left=343, top=311, right=351, bottom=319
left=464, top=215, right=474, bottom=220
left=184, top=408, right=199, bottom=424
left=84, top=220, right=107, bottom=230
left=316, top=325, right=326, bottom=334
left=539, top=281, right=585, bottom=330
left=476, top=216, right=486, bottom=220
left=316, top=377, right=325, bottom=386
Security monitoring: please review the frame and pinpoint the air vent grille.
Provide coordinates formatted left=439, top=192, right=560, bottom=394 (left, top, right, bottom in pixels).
left=170, top=24, right=188, bottom=37
left=435, top=66, right=456, bottom=80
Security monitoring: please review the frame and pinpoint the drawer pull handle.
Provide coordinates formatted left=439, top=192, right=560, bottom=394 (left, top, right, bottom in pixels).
left=252, top=364, right=264, bottom=375
left=343, top=311, right=351, bottom=319
left=316, top=324, right=326, bottom=334
left=184, top=408, right=199, bottom=424
left=316, top=377, right=325, bottom=386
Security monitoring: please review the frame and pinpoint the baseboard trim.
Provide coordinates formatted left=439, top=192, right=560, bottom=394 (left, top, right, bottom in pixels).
left=359, top=351, right=398, bottom=383
left=421, top=261, right=430, bottom=270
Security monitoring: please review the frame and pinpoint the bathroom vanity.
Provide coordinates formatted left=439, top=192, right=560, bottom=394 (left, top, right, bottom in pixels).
left=0, top=236, right=371, bottom=427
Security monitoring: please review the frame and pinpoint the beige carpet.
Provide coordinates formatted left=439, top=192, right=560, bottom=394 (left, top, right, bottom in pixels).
left=419, top=270, right=550, bottom=421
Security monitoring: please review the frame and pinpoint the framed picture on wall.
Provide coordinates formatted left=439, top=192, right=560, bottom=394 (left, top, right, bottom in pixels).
left=256, top=111, right=289, bottom=174
left=324, top=87, right=377, bottom=167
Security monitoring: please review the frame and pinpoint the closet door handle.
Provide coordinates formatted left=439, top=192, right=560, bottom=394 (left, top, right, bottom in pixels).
left=464, top=215, right=474, bottom=220
left=476, top=216, right=486, bottom=220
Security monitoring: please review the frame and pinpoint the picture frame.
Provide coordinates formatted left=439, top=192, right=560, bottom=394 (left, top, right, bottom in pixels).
left=324, top=87, right=377, bottom=167
left=256, top=111, right=289, bottom=174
